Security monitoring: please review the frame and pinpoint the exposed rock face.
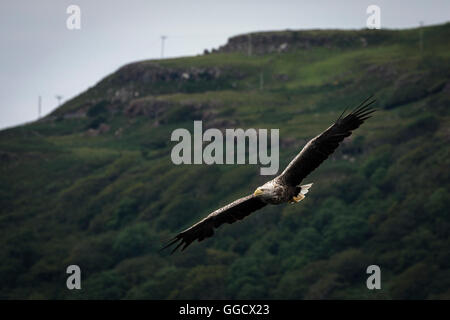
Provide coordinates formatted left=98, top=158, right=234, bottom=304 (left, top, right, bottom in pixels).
left=123, top=95, right=237, bottom=128
left=64, top=110, right=87, bottom=119
left=215, top=29, right=392, bottom=55
left=94, top=63, right=237, bottom=107
left=85, top=123, right=110, bottom=136
left=124, top=97, right=171, bottom=118
left=113, top=63, right=223, bottom=84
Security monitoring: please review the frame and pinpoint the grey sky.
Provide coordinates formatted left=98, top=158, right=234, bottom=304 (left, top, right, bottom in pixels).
left=1, top=0, right=449, bottom=130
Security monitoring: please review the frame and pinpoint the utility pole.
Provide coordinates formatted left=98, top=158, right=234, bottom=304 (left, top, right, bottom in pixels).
left=419, top=21, right=424, bottom=55
left=248, top=34, right=252, bottom=57
left=161, top=35, right=167, bottom=58
left=38, top=95, right=42, bottom=119
left=55, top=95, right=63, bottom=107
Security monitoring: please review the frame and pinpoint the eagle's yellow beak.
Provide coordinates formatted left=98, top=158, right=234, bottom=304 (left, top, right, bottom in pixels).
left=253, top=188, right=263, bottom=196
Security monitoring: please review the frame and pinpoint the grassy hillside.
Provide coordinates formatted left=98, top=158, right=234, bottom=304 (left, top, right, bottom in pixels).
left=0, top=23, right=449, bottom=299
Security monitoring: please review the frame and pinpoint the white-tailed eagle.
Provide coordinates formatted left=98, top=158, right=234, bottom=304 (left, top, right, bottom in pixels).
left=163, top=96, right=376, bottom=253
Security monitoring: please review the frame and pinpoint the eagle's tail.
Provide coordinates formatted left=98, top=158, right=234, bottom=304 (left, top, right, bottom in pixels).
left=290, top=183, right=313, bottom=203
left=300, top=183, right=313, bottom=195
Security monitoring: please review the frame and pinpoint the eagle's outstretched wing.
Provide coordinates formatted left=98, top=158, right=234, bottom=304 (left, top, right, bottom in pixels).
left=162, top=195, right=267, bottom=254
left=278, top=96, right=376, bottom=187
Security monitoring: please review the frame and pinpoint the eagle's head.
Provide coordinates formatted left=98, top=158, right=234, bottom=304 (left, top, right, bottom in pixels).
left=253, top=181, right=277, bottom=199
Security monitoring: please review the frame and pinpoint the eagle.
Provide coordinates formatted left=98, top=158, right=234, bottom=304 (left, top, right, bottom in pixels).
left=163, top=96, right=376, bottom=254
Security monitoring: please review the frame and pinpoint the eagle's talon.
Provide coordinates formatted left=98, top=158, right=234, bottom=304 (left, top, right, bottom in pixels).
left=292, top=194, right=305, bottom=203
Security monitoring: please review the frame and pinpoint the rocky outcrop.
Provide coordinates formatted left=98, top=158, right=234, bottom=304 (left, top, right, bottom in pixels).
left=85, top=123, right=110, bottom=137
left=123, top=95, right=237, bottom=128
left=112, top=63, right=223, bottom=85
left=215, top=29, right=393, bottom=55
left=124, top=97, right=171, bottom=118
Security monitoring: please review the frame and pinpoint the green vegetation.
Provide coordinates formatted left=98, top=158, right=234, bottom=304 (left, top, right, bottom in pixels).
left=0, top=23, right=449, bottom=299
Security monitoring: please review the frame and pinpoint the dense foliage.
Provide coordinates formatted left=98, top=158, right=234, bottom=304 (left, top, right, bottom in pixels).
left=0, top=23, right=449, bottom=299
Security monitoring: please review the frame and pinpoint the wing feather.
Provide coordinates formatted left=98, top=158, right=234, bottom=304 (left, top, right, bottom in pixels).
left=278, top=96, right=376, bottom=187
left=161, top=195, right=267, bottom=254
